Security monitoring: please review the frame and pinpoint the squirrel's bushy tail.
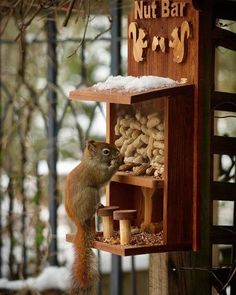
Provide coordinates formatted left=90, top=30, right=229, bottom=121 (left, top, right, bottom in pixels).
left=70, top=221, right=98, bottom=295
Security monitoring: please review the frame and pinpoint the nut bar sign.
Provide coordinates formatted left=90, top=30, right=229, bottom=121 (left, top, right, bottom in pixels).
left=129, top=0, right=191, bottom=63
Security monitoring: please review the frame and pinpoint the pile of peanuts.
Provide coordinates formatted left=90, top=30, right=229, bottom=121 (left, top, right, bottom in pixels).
left=114, top=111, right=164, bottom=177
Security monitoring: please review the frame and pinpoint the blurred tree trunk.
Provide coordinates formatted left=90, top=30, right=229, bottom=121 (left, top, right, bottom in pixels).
left=46, top=12, right=59, bottom=266
left=7, top=171, right=15, bottom=280
left=0, top=67, right=3, bottom=278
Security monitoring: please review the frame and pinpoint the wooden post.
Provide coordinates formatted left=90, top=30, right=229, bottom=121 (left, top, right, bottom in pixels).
left=114, top=210, right=137, bottom=245
left=97, top=206, right=119, bottom=239
left=141, top=187, right=156, bottom=233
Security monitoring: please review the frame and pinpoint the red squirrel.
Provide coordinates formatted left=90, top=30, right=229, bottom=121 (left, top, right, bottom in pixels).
left=65, top=140, right=122, bottom=295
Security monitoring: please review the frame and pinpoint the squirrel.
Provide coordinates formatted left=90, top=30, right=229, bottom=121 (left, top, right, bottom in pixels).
left=65, top=140, right=123, bottom=295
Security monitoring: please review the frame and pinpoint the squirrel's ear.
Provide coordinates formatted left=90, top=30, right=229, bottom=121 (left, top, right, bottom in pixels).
left=86, top=140, right=96, bottom=153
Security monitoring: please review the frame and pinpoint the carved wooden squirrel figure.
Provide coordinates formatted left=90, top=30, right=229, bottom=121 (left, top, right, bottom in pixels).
left=65, top=140, right=122, bottom=295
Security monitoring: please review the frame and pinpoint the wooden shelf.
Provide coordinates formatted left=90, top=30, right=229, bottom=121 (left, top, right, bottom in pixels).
left=66, top=233, right=191, bottom=256
left=112, top=172, right=163, bottom=189
left=69, top=84, right=194, bottom=105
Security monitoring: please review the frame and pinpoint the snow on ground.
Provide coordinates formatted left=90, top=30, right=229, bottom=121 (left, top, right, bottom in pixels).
left=93, top=75, right=178, bottom=92
left=0, top=255, right=149, bottom=290
left=0, top=266, right=70, bottom=291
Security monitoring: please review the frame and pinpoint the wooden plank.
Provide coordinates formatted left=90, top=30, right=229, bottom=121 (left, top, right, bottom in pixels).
left=213, top=27, right=236, bottom=51
left=69, top=84, right=194, bottom=105
left=211, top=225, right=236, bottom=244
left=214, top=0, right=236, bottom=21
left=93, top=241, right=192, bottom=256
left=66, top=233, right=191, bottom=256
left=211, top=181, right=236, bottom=201
left=164, top=93, right=194, bottom=245
left=150, top=252, right=193, bottom=295
left=111, top=172, right=164, bottom=189
left=211, top=91, right=236, bottom=112
left=212, top=136, right=236, bottom=155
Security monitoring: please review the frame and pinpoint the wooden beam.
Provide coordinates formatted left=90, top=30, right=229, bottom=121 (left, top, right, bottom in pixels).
left=211, top=182, right=236, bottom=201
left=212, top=136, right=236, bottom=155
left=213, top=27, right=236, bottom=51
left=211, top=225, right=236, bottom=244
left=211, top=91, right=236, bottom=112
left=149, top=252, right=194, bottom=295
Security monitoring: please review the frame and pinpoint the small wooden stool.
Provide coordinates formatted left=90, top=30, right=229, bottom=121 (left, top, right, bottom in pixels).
left=113, top=210, right=137, bottom=245
left=97, top=206, right=119, bottom=238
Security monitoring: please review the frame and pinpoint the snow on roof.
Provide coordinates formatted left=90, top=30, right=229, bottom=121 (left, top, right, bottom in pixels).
left=93, top=75, right=178, bottom=92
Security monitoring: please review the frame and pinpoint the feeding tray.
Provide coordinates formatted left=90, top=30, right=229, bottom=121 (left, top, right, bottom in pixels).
left=66, top=231, right=192, bottom=256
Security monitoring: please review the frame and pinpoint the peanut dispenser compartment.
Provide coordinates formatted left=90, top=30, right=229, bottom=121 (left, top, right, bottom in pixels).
left=68, top=83, right=196, bottom=256
left=113, top=99, right=165, bottom=178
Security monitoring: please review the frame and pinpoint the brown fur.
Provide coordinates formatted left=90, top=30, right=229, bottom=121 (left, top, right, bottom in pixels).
left=65, top=141, right=122, bottom=294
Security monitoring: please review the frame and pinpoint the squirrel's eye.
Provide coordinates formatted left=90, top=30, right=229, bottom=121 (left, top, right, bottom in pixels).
left=102, top=148, right=110, bottom=156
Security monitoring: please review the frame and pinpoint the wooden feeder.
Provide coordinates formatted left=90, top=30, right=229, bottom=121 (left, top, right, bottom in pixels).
left=67, top=0, right=201, bottom=256
left=68, top=83, right=195, bottom=255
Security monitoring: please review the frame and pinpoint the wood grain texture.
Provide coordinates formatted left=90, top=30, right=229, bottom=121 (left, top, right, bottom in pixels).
left=127, top=0, right=201, bottom=251
left=163, top=93, right=194, bottom=245
left=97, top=206, right=119, bottom=216
left=149, top=252, right=193, bottom=295
left=69, top=84, right=193, bottom=105
left=111, top=172, right=164, bottom=189
left=128, top=1, right=199, bottom=83
left=66, top=233, right=191, bottom=256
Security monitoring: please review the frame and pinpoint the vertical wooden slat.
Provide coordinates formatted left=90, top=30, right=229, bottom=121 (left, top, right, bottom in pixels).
left=210, top=1, right=236, bottom=294
left=164, top=93, right=194, bottom=245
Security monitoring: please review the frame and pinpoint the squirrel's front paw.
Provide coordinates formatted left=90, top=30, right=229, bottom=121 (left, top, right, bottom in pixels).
left=110, top=155, right=123, bottom=168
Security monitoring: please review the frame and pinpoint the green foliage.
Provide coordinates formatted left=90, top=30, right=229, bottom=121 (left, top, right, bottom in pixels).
left=35, top=223, right=46, bottom=247
left=32, top=191, right=41, bottom=206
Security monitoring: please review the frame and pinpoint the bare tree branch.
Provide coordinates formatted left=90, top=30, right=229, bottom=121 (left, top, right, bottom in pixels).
left=69, top=101, right=84, bottom=151
left=62, top=0, right=77, bottom=27
left=67, top=0, right=90, bottom=58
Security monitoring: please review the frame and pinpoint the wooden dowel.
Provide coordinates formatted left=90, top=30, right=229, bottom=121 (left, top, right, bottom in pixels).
left=102, top=215, right=113, bottom=239
left=97, top=206, right=119, bottom=239
left=141, top=187, right=156, bottom=233
left=113, top=209, right=137, bottom=245
left=120, top=219, right=131, bottom=245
